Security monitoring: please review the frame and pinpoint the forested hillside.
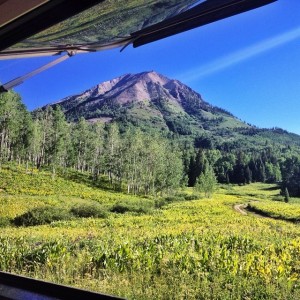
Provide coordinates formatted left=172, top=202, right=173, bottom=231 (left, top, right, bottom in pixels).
left=1, top=85, right=300, bottom=197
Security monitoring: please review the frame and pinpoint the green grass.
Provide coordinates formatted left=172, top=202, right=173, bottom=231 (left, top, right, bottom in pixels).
left=220, top=182, right=280, bottom=200
left=0, top=164, right=147, bottom=209
left=1, top=165, right=300, bottom=299
left=248, top=201, right=300, bottom=222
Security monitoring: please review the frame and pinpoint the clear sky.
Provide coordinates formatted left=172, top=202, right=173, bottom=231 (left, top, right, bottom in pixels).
left=0, top=0, right=299, bottom=134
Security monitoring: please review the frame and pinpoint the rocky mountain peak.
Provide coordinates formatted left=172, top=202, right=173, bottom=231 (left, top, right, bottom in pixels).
left=50, top=71, right=224, bottom=128
left=41, top=71, right=300, bottom=148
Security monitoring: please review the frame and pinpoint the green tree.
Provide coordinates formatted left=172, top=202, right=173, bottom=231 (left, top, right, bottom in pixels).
left=104, top=123, right=121, bottom=187
left=72, top=117, right=94, bottom=172
left=265, top=162, right=282, bottom=183
left=90, top=122, right=105, bottom=181
left=284, top=187, right=290, bottom=203
left=281, top=157, right=300, bottom=197
left=122, top=128, right=144, bottom=194
left=194, top=163, right=217, bottom=198
left=188, top=149, right=206, bottom=186
left=14, top=109, right=33, bottom=167
left=244, top=165, right=252, bottom=184
left=162, top=147, right=184, bottom=194
left=29, top=118, right=43, bottom=169
left=33, top=106, right=54, bottom=169
left=0, top=90, right=29, bottom=167
left=142, top=134, right=165, bottom=195
left=215, top=153, right=235, bottom=183
left=50, top=106, right=68, bottom=178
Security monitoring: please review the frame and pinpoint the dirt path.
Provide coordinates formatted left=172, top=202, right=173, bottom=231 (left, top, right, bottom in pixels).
left=233, top=203, right=248, bottom=215
left=234, top=201, right=268, bottom=218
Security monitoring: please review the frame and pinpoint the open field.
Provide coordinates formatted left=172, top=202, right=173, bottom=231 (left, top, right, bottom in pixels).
left=1, top=165, right=300, bottom=299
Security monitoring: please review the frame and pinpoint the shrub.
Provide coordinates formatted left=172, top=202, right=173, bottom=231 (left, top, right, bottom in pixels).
left=110, top=203, right=131, bottom=214
left=163, top=193, right=198, bottom=203
left=0, top=216, right=11, bottom=227
left=164, top=195, right=185, bottom=203
left=272, top=195, right=284, bottom=202
left=110, top=199, right=153, bottom=214
left=184, top=194, right=199, bottom=201
left=13, top=206, right=72, bottom=226
left=70, top=203, right=107, bottom=218
left=154, top=198, right=167, bottom=209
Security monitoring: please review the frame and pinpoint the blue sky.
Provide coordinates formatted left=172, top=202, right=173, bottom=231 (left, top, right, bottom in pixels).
left=0, top=0, right=300, bottom=134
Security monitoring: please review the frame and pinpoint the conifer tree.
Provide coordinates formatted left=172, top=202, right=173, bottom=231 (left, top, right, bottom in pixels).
left=244, top=165, right=252, bottom=184
left=284, top=187, right=290, bottom=203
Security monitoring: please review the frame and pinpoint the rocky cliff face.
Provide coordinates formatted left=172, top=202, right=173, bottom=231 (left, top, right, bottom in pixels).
left=51, top=71, right=225, bottom=122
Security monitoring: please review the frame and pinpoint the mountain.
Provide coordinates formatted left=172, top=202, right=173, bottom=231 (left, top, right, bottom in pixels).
left=51, top=71, right=246, bottom=133
left=49, top=71, right=300, bottom=149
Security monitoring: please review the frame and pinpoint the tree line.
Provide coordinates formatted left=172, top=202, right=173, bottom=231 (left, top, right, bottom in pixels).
left=1, top=90, right=300, bottom=197
left=186, top=145, right=300, bottom=197
left=0, top=91, right=184, bottom=195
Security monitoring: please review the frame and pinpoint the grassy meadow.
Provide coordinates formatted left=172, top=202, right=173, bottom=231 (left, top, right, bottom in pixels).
left=1, top=165, right=300, bottom=299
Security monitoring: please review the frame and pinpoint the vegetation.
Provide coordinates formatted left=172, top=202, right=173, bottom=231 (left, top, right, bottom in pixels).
left=248, top=201, right=300, bottom=222
left=281, top=156, right=300, bottom=197
left=13, top=206, right=72, bottom=227
left=1, top=89, right=300, bottom=298
left=194, top=162, right=217, bottom=197
left=1, top=167, right=300, bottom=299
left=1, top=90, right=300, bottom=198
left=70, top=203, right=107, bottom=219
left=284, top=187, right=290, bottom=203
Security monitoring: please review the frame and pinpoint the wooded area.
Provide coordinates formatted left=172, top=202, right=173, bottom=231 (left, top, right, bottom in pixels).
left=0, top=90, right=299, bottom=197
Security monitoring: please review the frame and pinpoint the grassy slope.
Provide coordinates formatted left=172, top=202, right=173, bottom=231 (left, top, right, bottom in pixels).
left=1, top=166, right=300, bottom=299
left=117, top=101, right=300, bottom=151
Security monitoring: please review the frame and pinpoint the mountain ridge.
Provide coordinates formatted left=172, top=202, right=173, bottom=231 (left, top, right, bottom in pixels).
left=50, top=70, right=236, bottom=123
left=46, top=71, right=300, bottom=148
